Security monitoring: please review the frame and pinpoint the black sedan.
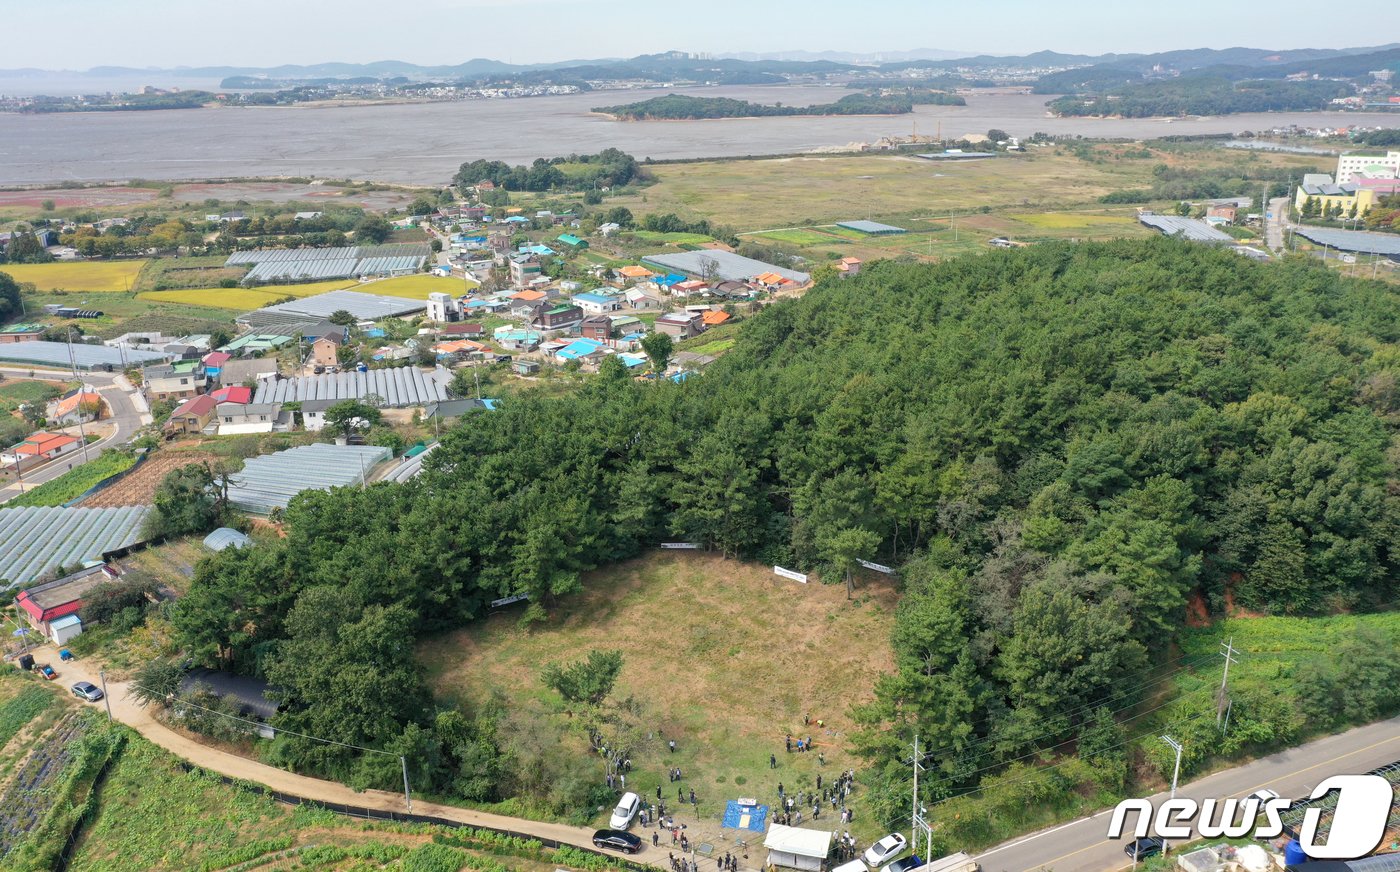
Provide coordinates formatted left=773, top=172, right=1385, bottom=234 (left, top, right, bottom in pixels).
left=1124, top=837, right=1165, bottom=861
left=886, top=856, right=923, bottom=872
left=592, top=829, right=643, bottom=854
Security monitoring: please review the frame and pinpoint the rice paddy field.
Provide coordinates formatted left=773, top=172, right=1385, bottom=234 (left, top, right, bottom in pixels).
left=136, top=279, right=358, bottom=310
left=0, top=260, right=148, bottom=292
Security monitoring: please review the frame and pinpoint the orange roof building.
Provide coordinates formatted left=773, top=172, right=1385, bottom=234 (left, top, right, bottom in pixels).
left=51, top=389, right=103, bottom=421
left=754, top=272, right=792, bottom=286
left=702, top=310, right=732, bottom=326
left=619, top=265, right=656, bottom=279
left=511, top=290, right=548, bottom=302
left=2, top=432, right=81, bottom=464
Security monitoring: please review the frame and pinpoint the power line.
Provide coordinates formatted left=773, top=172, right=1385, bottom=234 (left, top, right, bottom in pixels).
left=908, top=650, right=1218, bottom=769
left=124, top=680, right=413, bottom=811
left=930, top=709, right=1212, bottom=808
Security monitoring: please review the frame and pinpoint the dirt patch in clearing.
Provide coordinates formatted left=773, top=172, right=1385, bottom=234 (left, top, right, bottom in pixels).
left=78, top=451, right=219, bottom=507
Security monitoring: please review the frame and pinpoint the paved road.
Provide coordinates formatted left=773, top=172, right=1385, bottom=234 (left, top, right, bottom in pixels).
left=0, top=366, right=150, bottom=504
left=1266, top=196, right=1291, bottom=253
left=973, top=716, right=1400, bottom=872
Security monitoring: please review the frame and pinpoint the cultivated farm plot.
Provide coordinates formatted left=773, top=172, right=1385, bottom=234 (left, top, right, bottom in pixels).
left=0, top=260, right=148, bottom=292
left=136, top=281, right=353, bottom=311
left=78, top=451, right=220, bottom=508
left=359, top=274, right=474, bottom=299
left=0, top=714, right=89, bottom=857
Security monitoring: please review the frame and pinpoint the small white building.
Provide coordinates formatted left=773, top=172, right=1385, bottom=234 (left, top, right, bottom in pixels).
left=764, top=825, right=831, bottom=872
left=48, top=614, right=83, bottom=646
left=426, top=292, right=464, bottom=323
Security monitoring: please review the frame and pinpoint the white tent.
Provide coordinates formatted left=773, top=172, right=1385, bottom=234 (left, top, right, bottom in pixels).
left=764, top=824, right=832, bottom=872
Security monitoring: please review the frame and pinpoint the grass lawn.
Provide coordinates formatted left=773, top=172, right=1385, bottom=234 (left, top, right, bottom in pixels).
left=0, top=260, right=148, bottom=292
left=419, top=551, right=898, bottom=839
left=0, top=379, right=64, bottom=413
left=7, top=449, right=138, bottom=508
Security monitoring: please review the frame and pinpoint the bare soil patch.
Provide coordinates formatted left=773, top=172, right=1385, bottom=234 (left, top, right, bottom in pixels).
left=79, top=451, right=219, bottom=507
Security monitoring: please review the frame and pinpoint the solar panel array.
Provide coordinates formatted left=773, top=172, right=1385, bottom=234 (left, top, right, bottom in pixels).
left=252, top=365, right=452, bottom=407
left=1137, top=214, right=1235, bottom=244
left=225, top=444, right=392, bottom=515
left=226, top=243, right=430, bottom=283
left=0, top=506, right=151, bottom=588
left=1292, top=225, right=1400, bottom=256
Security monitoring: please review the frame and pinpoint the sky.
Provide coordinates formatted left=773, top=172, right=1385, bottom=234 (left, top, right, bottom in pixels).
left=6, top=0, right=1400, bottom=70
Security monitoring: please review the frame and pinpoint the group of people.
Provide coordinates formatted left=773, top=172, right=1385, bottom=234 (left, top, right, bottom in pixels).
left=667, top=852, right=741, bottom=872
left=667, top=766, right=685, bottom=782
left=831, top=831, right=860, bottom=863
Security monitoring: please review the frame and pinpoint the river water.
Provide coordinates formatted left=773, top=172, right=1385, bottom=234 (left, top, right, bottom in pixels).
left=0, top=86, right=1391, bottom=187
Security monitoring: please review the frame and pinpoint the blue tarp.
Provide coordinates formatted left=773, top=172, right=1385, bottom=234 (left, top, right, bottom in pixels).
left=721, top=801, right=768, bottom=832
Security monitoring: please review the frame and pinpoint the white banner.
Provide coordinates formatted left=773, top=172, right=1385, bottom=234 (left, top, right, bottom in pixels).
left=661, top=542, right=700, bottom=549
left=857, top=559, right=895, bottom=575
left=489, top=593, right=530, bottom=608
left=774, top=566, right=808, bottom=583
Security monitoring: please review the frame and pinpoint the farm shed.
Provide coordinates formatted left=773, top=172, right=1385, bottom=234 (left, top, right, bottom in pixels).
left=224, top=444, right=391, bottom=515
left=642, top=251, right=809, bottom=285
left=13, top=564, right=117, bottom=635
left=251, top=365, right=452, bottom=408
left=237, top=289, right=428, bottom=334
left=764, top=825, right=831, bottom=872
left=0, top=507, right=150, bottom=589
left=1136, top=213, right=1235, bottom=244
left=0, top=341, right=169, bottom=371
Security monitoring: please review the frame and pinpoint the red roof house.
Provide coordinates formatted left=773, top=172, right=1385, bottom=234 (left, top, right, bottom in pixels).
left=15, top=565, right=118, bottom=633
left=209, top=385, right=253, bottom=405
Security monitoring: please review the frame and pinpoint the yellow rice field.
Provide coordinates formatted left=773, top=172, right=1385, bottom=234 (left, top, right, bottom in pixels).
left=1, top=260, right=148, bottom=292
left=359, top=274, right=476, bottom=299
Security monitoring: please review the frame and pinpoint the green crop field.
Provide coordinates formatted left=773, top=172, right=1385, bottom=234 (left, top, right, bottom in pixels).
left=629, top=231, right=717, bottom=245
left=1009, top=211, right=1139, bottom=230
left=0, top=260, right=148, bottom=292
left=0, top=379, right=64, bottom=413
left=751, top=228, right=845, bottom=246
left=7, top=450, right=137, bottom=508
left=64, top=731, right=631, bottom=871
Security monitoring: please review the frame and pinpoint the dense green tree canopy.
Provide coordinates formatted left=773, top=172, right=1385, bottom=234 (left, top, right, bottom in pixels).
left=171, top=237, right=1400, bottom=803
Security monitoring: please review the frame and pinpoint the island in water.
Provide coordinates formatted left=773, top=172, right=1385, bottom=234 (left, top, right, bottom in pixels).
left=592, top=89, right=964, bottom=120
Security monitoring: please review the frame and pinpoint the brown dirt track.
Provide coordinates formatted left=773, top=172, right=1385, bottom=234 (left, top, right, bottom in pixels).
left=78, top=451, right=218, bottom=507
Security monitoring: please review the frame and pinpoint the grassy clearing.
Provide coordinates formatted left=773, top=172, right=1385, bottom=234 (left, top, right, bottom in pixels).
left=0, top=260, right=148, bottom=292
left=0, top=380, right=63, bottom=413
left=612, top=153, right=1154, bottom=231
left=420, top=551, right=898, bottom=839
left=7, top=450, right=137, bottom=508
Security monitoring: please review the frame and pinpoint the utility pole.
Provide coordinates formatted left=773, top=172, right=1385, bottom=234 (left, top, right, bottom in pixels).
left=1160, top=736, right=1183, bottom=856
left=98, top=668, right=112, bottom=722
left=400, top=755, right=413, bottom=812
left=910, top=734, right=933, bottom=861
left=1218, top=636, right=1239, bottom=729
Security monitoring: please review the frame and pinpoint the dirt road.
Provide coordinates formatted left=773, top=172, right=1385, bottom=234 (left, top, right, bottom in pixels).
left=47, top=650, right=683, bottom=867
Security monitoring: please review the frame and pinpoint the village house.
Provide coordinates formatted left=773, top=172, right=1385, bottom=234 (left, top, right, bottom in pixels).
left=141, top=360, right=207, bottom=402
left=654, top=311, right=706, bottom=340
left=47, top=387, right=103, bottom=425
left=164, top=394, right=218, bottom=436
left=836, top=257, right=863, bottom=278
left=580, top=316, right=613, bottom=343
left=216, top=401, right=285, bottom=435
left=1, top=432, right=82, bottom=465
left=15, top=565, right=120, bottom=643
left=310, top=332, right=344, bottom=368
left=573, top=292, right=621, bottom=315
left=533, top=304, right=585, bottom=331
left=509, top=254, right=543, bottom=288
